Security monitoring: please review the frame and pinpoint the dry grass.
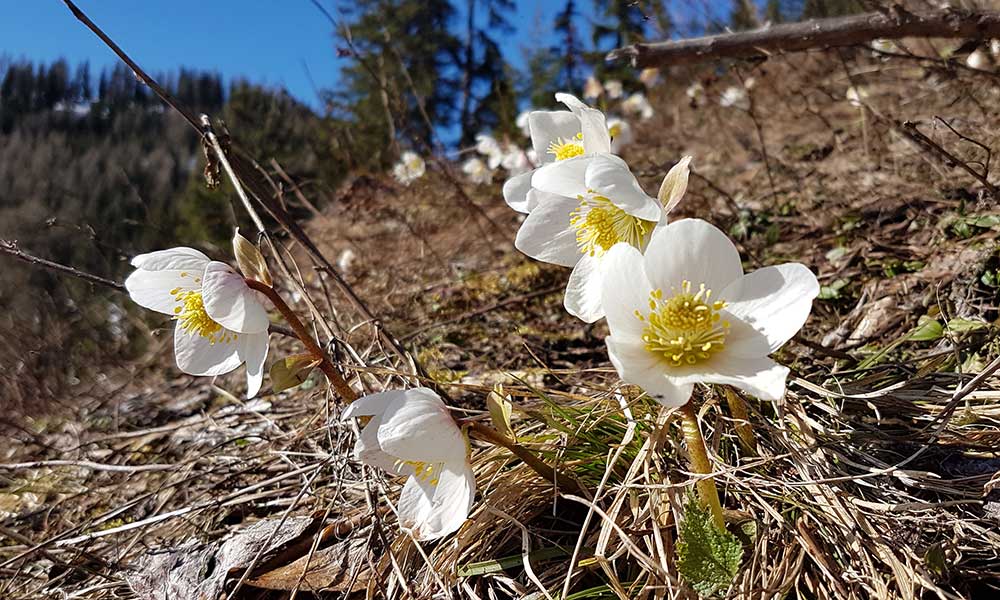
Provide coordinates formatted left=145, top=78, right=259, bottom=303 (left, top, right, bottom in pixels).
left=5, top=43, right=1000, bottom=599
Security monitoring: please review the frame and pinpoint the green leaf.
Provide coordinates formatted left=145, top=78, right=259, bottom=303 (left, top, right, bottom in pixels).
left=908, top=316, right=943, bottom=342
left=677, top=498, right=743, bottom=597
left=946, top=318, right=988, bottom=334
left=269, top=354, right=320, bottom=393
left=818, top=278, right=849, bottom=300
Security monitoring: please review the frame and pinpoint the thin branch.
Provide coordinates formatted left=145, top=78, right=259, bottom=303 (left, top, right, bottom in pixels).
left=608, top=8, right=1000, bottom=67
left=0, top=240, right=124, bottom=291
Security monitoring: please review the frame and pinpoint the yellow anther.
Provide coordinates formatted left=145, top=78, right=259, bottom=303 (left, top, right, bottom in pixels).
left=547, top=134, right=585, bottom=161
left=569, top=195, right=655, bottom=257
left=638, top=286, right=730, bottom=367
left=173, top=290, right=226, bottom=342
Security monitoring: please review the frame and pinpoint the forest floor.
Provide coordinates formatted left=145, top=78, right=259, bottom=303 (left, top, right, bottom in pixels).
left=5, top=46, right=1000, bottom=599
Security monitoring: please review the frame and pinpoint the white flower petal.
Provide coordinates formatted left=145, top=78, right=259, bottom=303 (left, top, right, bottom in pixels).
left=238, top=331, right=269, bottom=399
left=201, top=261, right=270, bottom=334
left=658, top=156, right=692, bottom=215
left=378, top=388, right=466, bottom=463
left=528, top=110, right=580, bottom=164
left=577, top=107, right=611, bottom=155
left=354, top=412, right=410, bottom=476
left=124, top=269, right=200, bottom=316
left=514, top=194, right=583, bottom=267
left=721, top=263, right=819, bottom=354
left=173, top=324, right=242, bottom=376
left=564, top=253, right=605, bottom=323
left=397, top=474, right=435, bottom=539
left=532, top=155, right=592, bottom=199
left=643, top=219, right=743, bottom=295
left=720, top=311, right=773, bottom=359
left=502, top=170, right=535, bottom=213
left=672, top=355, right=789, bottom=401
left=400, top=461, right=475, bottom=541
left=585, top=154, right=660, bottom=221
left=606, top=336, right=694, bottom=406
left=342, top=390, right=408, bottom=419
left=131, top=247, right=209, bottom=271
left=600, top=243, right=652, bottom=339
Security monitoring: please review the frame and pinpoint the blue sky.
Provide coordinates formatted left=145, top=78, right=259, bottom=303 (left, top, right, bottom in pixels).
left=1, top=1, right=633, bottom=110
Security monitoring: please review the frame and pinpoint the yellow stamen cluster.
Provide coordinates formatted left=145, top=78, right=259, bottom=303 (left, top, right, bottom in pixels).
left=637, top=281, right=730, bottom=367
left=570, top=194, right=654, bottom=257
left=170, top=286, right=234, bottom=345
left=547, top=133, right=585, bottom=161
left=401, top=459, right=440, bottom=485
left=608, top=123, right=622, bottom=139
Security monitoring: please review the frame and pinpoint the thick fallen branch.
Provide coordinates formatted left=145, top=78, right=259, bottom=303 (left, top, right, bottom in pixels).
left=607, top=8, right=1000, bottom=67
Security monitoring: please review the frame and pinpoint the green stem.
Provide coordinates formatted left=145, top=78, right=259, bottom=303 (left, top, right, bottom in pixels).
left=678, top=402, right=726, bottom=530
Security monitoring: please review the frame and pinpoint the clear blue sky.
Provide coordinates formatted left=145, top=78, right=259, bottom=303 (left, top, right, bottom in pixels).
left=1, top=1, right=631, bottom=111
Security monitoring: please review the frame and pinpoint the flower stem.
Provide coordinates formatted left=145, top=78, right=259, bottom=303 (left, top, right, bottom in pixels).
left=678, top=402, right=726, bottom=530
left=721, top=386, right=756, bottom=455
left=465, top=421, right=583, bottom=495
left=245, top=279, right=358, bottom=403
left=246, top=280, right=581, bottom=495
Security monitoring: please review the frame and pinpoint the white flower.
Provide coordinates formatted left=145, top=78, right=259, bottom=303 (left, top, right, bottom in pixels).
left=517, top=153, right=672, bottom=322
left=393, top=151, right=425, bottom=186
left=583, top=76, right=604, bottom=101
left=475, top=133, right=504, bottom=169
left=967, top=49, right=990, bottom=70
left=605, top=79, right=624, bottom=99
left=516, top=110, right=532, bottom=137
left=991, top=39, right=1000, bottom=57
left=639, top=68, right=661, bottom=89
left=501, top=146, right=533, bottom=177
left=846, top=86, right=868, bottom=107
left=719, top=86, right=749, bottom=110
left=337, top=248, right=357, bottom=272
left=502, top=92, right=612, bottom=213
left=600, top=219, right=818, bottom=407
left=622, top=92, right=654, bottom=120
left=607, top=118, right=634, bottom=153
left=463, top=157, right=493, bottom=185
left=343, top=388, right=474, bottom=541
left=686, top=83, right=704, bottom=99
left=125, top=247, right=270, bottom=398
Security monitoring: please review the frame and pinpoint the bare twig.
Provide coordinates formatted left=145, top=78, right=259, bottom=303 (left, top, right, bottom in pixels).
left=0, top=240, right=124, bottom=291
left=608, top=8, right=1000, bottom=67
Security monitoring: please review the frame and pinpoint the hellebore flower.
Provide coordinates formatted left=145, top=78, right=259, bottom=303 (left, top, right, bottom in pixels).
left=583, top=76, right=604, bottom=101
left=622, top=92, right=654, bottom=120
left=502, top=92, right=612, bottom=213
left=607, top=117, right=634, bottom=153
left=125, top=247, right=270, bottom=398
left=392, top=151, right=426, bottom=186
left=343, top=387, right=475, bottom=541
left=719, top=86, right=749, bottom=110
left=475, top=133, right=504, bottom=169
left=604, top=79, right=624, bottom=99
left=516, top=154, right=690, bottom=322
left=639, top=68, right=661, bottom=89
left=600, top=219, right=819, bottom=406
left=463, top=157, right=493, bottom=185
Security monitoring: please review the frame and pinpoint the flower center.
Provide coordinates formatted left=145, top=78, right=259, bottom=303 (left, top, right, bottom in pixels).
left=170, top=289, right=227, bottom=342
left=547, top=134, right=585, bottom=161
left=569, top=194, right=655, bottom=257
left=401, top=459, right=440, bottom=485
left=608, top=123, right=622, bottom=139
left=637, top=282, right=730, bottom=367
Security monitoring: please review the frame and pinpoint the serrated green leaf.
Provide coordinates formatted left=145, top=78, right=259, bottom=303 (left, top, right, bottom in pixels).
left=269, top=353, right=320, bottom=393
left=908, top=316, right=943, bottom=342
left=677, top=498, right=743, bottom=597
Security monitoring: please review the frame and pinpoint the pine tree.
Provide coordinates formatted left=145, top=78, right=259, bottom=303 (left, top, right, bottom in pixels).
left=764, top=0, right=785, bottom=24
left=553, top=0, right=584, bottom=94
left=335, top=0, right=462, bottom=160
left=457, top=0, right=517, bottom=144
left=590, top=0, right=649, bottom=82
left=730, top=0, right=761, bottom=30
